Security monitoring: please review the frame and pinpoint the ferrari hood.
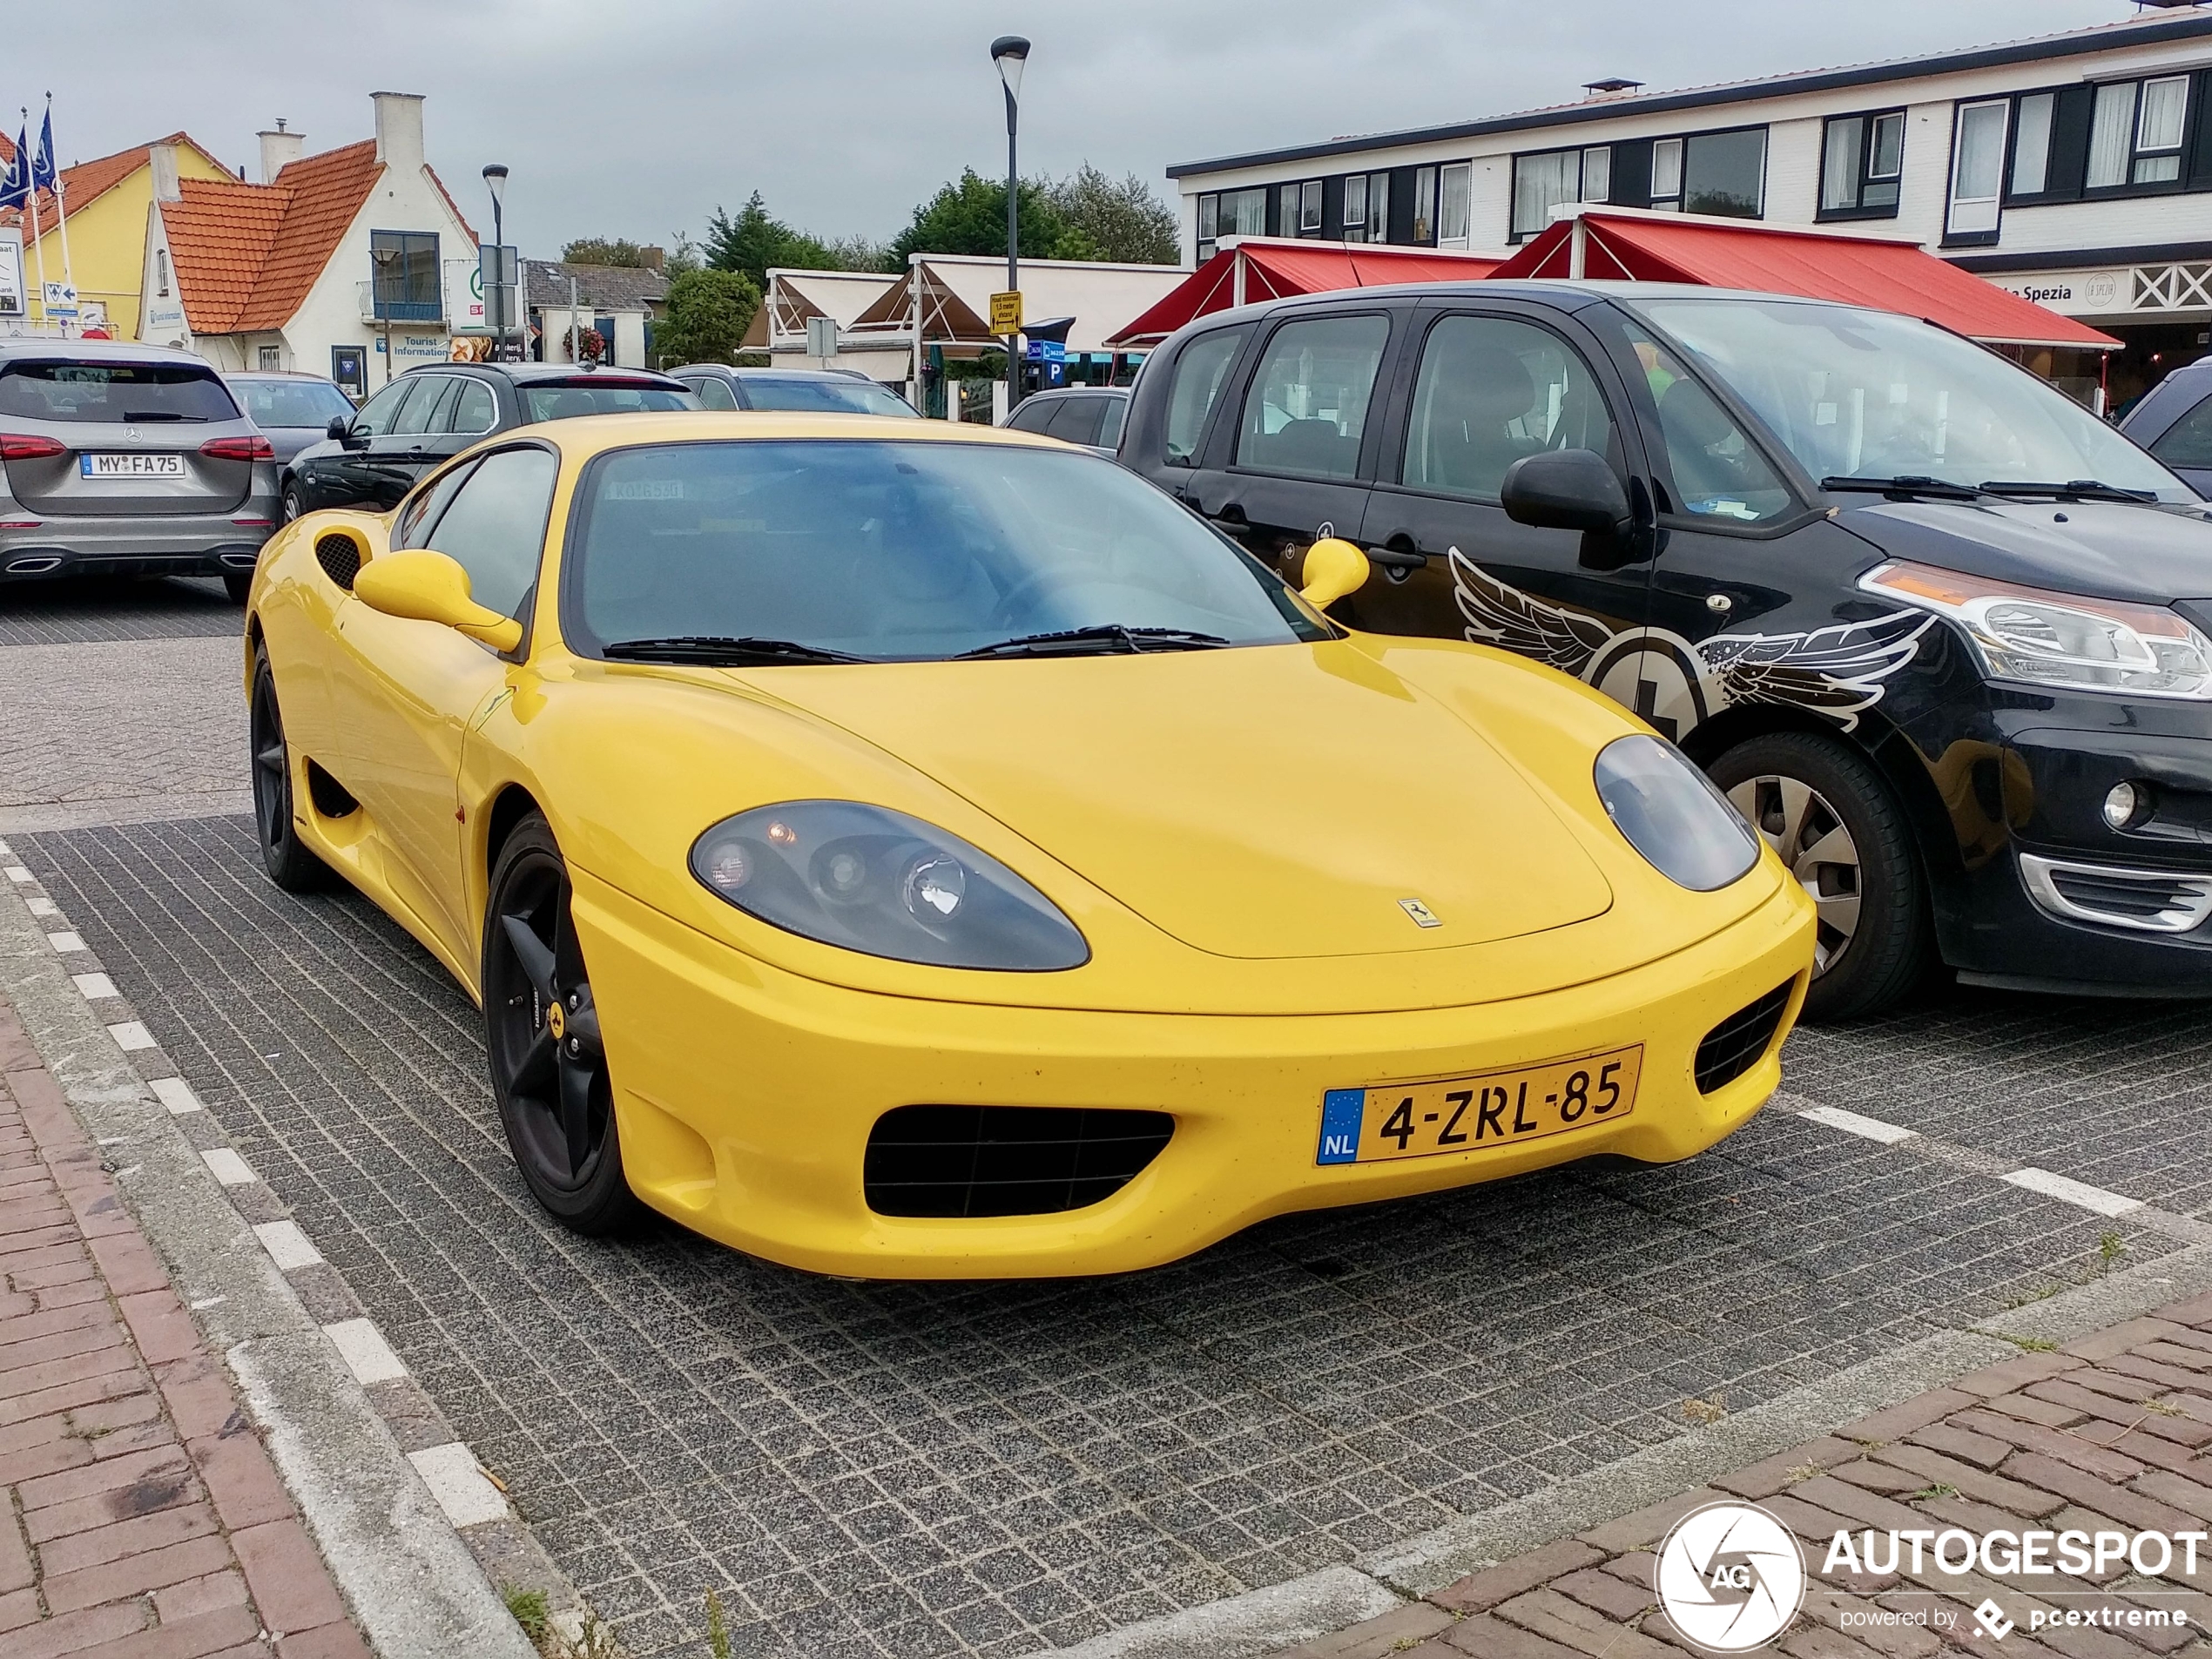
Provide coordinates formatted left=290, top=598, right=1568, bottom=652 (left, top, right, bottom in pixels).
left=730, top=643, right=1613, bottom=960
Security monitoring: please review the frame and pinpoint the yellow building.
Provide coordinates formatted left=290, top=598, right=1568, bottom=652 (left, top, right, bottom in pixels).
left=0, top=131, right=233, bottom=338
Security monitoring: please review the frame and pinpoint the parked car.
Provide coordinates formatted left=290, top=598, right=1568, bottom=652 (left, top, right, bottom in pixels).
left=0, top=339, right=279, bottom=602
left=2119, top=356, right=2212, bottom=498
left=240, top=412, right=1812, bottom=1273
left=225, top=372, right=358, bottom=466
left=668, top=364, right=918, bottom=417
left=1123, top=280, right=2212, bottom=1020
left=282, top=361, right=697, bottom=519
left=1001, top=386, right=1130, bottom=458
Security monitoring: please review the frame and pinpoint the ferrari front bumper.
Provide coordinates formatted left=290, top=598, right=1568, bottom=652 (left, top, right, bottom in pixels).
left=570, top=867, right=1815, bottom=1278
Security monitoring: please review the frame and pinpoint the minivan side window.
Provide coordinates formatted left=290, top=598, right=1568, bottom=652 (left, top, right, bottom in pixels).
left=417, top=447, right=559, bottom=619
left=1236, top=314, right=1389, bottom=481
left=2149, top=394, right=2212, bottom=470
left=688, top=375, right=741, bottom=411
left=1163, top=327, right=1248, bottom=464
left=1401, top=315, right=1618, bottom=501
left=1620, top=323, right=1793, bottom=523
left=1005, top=397, right=1058, bottom=434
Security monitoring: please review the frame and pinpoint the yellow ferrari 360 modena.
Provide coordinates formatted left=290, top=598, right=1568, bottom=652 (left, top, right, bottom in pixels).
left=243, top=413, right=1814, bottom=1278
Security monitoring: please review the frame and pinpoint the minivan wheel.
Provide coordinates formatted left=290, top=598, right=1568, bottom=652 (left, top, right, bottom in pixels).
left=248, top=658, right=330, bottom=893
left=1710, top=732, right=1928, bottom=1022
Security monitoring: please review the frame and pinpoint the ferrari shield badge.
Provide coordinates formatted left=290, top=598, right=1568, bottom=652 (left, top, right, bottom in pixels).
left=1399, top=898, right=1443, bottom=928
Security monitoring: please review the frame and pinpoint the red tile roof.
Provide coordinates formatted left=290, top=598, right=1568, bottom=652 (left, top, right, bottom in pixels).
left=160, top=177, right=293, bottom=333
left=0, top=133, right=230, bottom=233
left=233, top=140, right=382, bottom=332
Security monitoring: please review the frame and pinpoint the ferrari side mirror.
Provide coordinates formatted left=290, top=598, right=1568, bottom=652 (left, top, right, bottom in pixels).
left=353, top=549, right=523, bottom=652
left=1298, top=536, right=1371, bottom=611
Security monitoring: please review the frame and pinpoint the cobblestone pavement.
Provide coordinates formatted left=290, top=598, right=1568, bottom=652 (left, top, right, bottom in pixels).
left=0, top=577, right=242, bottom=649
left=10, top=594, right=2211, bottom=1658
left=1275, top=1301, right=2212, bottom=1658
left=0, top=991, right=369, bottom=1658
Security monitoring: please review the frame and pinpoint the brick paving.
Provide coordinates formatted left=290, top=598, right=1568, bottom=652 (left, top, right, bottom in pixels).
left=0, top=998, right=368, bottom=1659
left=0, top=578, right=241, bottom=651
left=1277, top=1306, right=2212, bottom=1657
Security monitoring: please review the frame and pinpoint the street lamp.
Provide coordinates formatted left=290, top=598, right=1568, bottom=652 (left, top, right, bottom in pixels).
left=990, top=35, right=1030, bottom=408
left=482, top=164, right=509, bottom=360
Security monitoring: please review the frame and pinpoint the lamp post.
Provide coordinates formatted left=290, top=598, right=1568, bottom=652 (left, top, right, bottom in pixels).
left=482, top=164, right=509, bottom=360
left=990, top=35, right=1030, bottom=410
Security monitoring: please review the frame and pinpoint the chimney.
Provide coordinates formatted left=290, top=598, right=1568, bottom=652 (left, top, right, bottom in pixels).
left=371, top=91, right=425, bottom=172
left=258, top=119, right=305, bottom=185
left=642, top=246, right=665, bottom=273
left=148, top=141, right=182, bottom=204
left=1582, top=77, right=1644, bottom=100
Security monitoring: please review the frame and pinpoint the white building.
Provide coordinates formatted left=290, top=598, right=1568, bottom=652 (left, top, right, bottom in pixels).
left=141, top=93, right=482, bottom=400
left=1168, top=7, right=2212, bottom=408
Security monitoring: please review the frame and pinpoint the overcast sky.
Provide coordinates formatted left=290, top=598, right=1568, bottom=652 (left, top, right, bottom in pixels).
left=14, top=1, right=2154, bottom=255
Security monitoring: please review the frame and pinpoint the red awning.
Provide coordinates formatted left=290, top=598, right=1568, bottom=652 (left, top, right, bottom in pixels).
left=1489, top=212, right=2119, bottom=350
left=1106, top=238, right=1500, bottom=347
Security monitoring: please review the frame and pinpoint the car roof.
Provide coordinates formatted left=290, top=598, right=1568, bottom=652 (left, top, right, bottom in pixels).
left=1021, top=386, right=1129, bottom=399
left=399, top=361, right=689, bottom=388
left=224, top=370, right=341, bottom=382
left=672, top=365, right=877, bottom=383
left=499, top=410, right=1101, bottom=456
left=1174, top=278, right=1889, bottom=332
left=0, top=338, right=215, bottom=367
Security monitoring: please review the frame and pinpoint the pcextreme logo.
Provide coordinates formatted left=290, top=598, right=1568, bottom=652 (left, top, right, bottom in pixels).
left=1654, top=1501, right=1806, bottom=1652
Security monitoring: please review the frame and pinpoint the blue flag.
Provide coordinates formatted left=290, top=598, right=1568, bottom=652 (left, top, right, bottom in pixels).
left=30, top=108, right=54, bottom=192
left=0, top=126, right=29, bottom=212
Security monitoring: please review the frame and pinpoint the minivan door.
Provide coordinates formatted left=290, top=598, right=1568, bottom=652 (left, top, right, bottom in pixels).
left=1358, top=304, right=1660, bottom=711
left=1184, top=309, right=1399, bottom=587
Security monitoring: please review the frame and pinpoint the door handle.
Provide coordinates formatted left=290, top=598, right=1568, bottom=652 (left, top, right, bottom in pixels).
left=1362, top=545, right=1427, bottom=570
left=1207, top=505, right=1251, bottom=541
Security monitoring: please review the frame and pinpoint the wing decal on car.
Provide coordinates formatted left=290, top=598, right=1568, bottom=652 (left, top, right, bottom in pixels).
left=1447, top=546, right=1932, bottom=735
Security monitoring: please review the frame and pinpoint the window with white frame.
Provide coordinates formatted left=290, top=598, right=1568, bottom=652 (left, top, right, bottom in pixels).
left=1365, top=172, right=1390, bottom=242
left=1947, top=98, right=2008, bottom=237
left=1650, top=138, right=1684, bottom=210
left=1819, top=109, right=1905, bottom=217
left=257, top=346, right=280, bottom=370
left=1298, top=179, right=1324, bottom=234
left=1195, top=187, right=1268, bottom=260
left=1342, top=174, right=1367, bottom=233
left=2088, top=75, right=2189, bottom=188
left=1512, top=145, right=1616, bottom=239
left=1438, top=163, right=1472, bottom=246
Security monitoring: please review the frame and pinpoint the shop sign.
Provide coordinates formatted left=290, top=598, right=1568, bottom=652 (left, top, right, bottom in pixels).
left=1991, top=269, right=2126, bottom=315
left=0, top=229, right=23, bottom=319
left=374, top=333, right=448, bottom=360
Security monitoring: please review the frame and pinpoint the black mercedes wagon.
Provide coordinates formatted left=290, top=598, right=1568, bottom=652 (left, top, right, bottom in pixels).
left=1122, top=280, right=2212, bottom=1021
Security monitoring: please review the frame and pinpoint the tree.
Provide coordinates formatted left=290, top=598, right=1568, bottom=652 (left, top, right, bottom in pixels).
left=705, top=192, right=878, bottom=289
left=651, top=268, right=761, bottom=368
left=1046, top=165, right=1178, bottom=264
left=887, top=170, right=1081, bottom=266
left=559, top=237, right=657, bottom=267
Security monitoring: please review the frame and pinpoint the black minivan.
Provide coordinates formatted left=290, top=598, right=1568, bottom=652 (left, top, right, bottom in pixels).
left=1122, top=280, right=2212, bottom=1020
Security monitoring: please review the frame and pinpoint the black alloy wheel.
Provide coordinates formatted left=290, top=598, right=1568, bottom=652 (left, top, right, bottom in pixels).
left=280, top=482, right=307, bottom=523
left=247, top=658, right=329, bottom=892
left=482, top=815, right=643, bottom=1234
left=1710, top=731, right=1930, bottom=1023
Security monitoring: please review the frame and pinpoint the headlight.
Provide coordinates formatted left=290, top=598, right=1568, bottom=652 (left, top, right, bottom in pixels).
left=1861, top=561, right=2212, bottom=700
left=690, top=800, right=1089, bottom=971
left=1593, top=735, right=1761, bottom=892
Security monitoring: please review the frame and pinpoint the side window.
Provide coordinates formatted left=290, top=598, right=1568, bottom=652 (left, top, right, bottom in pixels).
left=689, top=376, right=740, bottom=411
left=1235, top=314, right=1389, bottom=481
left=2149, top=395, right=2212, bottom=470
left=1163, top=327, right=1248, bottom=464
left=392, top=376, right=448, bottom=435
left=449, top=379, right=497, bottom=435
left=417, top=447, right=559, bottom=618
left=1005, top=398, right=1058, bottom=434
left=1400, top=314, right=1619, bottom=501
left=1620, top=323, right=1793, bottom=523
left=347, top=378, right=415, bottom=439
left=1097, top=396, right=1128, bottom=449
left=1045, top=397, right=1106, bottom=446
left=395, top=460, right=479, bottom=550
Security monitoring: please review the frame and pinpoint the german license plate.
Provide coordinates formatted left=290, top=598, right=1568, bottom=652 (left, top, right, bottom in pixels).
left=79, top=452, right=185, bottom=478
left=1317, top=1046, right=1642, bottom=1165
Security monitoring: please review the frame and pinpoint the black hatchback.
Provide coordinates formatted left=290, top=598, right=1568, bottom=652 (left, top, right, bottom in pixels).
left=281, top=361, right=696, bottom=520
left=1122, top=280, right=2212, bottom=1020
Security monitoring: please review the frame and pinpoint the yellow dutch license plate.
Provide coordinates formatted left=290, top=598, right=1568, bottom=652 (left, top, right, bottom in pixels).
left=1316, top=1046, right=1642, bottom=1166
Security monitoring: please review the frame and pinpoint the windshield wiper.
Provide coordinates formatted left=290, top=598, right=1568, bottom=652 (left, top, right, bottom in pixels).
left=1819, top=475, right=1989, bottom=502
left=119, top=410, right=208, bottom=422
left=600, top=635, right=873, bottom=666
left=1979, top=479, right=2161, bottom=504
left=954, top=624, right=1231, bottom=660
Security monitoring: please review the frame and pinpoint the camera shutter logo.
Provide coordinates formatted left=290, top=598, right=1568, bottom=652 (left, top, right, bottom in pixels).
left=1654, top=1501, right=1806, bottom=1651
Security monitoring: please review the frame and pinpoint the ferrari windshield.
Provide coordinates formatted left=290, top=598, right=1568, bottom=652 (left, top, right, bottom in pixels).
left=563, top=439, right=1326, bottom=662
left=1625, top=297, right=2193, bottom=503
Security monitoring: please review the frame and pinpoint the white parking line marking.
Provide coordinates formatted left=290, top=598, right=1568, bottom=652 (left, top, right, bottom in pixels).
left=26, top=897, right=57, bottom=917
left=4, top=867, right=31, bottom=884
left=254, top=1220, right=324, bottom=1271
left=324, top=1317, right=408, bottom=1385
left=46, top=932, right=84, bottom=953
left=106, top=1021, right=157, bottom=1051
left=71, top=973, right=118, bottom=1001
left=200, top=1147, right=253, bottom=1187
left=406, top=1443, right=508, bottom=1527
left=1798, top=1104, right=1919, bottom=1145
left=2003, top=1167, right=2144, bottom=1218
left=149, top=1076, right=202, bottom=1115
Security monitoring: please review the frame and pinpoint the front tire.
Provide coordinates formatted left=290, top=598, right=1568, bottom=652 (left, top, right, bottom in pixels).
left=1710, top=732, right=1929, bottom=1022
left=482, top=815, right=644, bottom=1235
left=248, top=658, right=330, bottom=893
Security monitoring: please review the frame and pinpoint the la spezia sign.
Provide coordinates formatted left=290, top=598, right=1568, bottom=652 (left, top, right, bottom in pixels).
left=1993, top=269, right=2126, bottom=315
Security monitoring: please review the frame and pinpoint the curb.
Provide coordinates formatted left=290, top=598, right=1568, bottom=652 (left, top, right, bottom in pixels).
left=0, top=837, right=543, bottom=1659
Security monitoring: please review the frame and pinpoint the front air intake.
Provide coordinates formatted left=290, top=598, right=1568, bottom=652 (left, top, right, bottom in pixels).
left=864, top=1105, right=1173, bottom=1217
left=2020, top=853, right=2212, bottom=934
left=314, top=533, right=361, bottom=590
left=1694, top=981, right=1794, bottom=1095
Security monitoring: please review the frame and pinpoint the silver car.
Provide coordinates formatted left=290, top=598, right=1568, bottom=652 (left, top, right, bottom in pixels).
left=224, top=371, right=357, bottom=468
left=0, top=340, right=282, bottom=602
